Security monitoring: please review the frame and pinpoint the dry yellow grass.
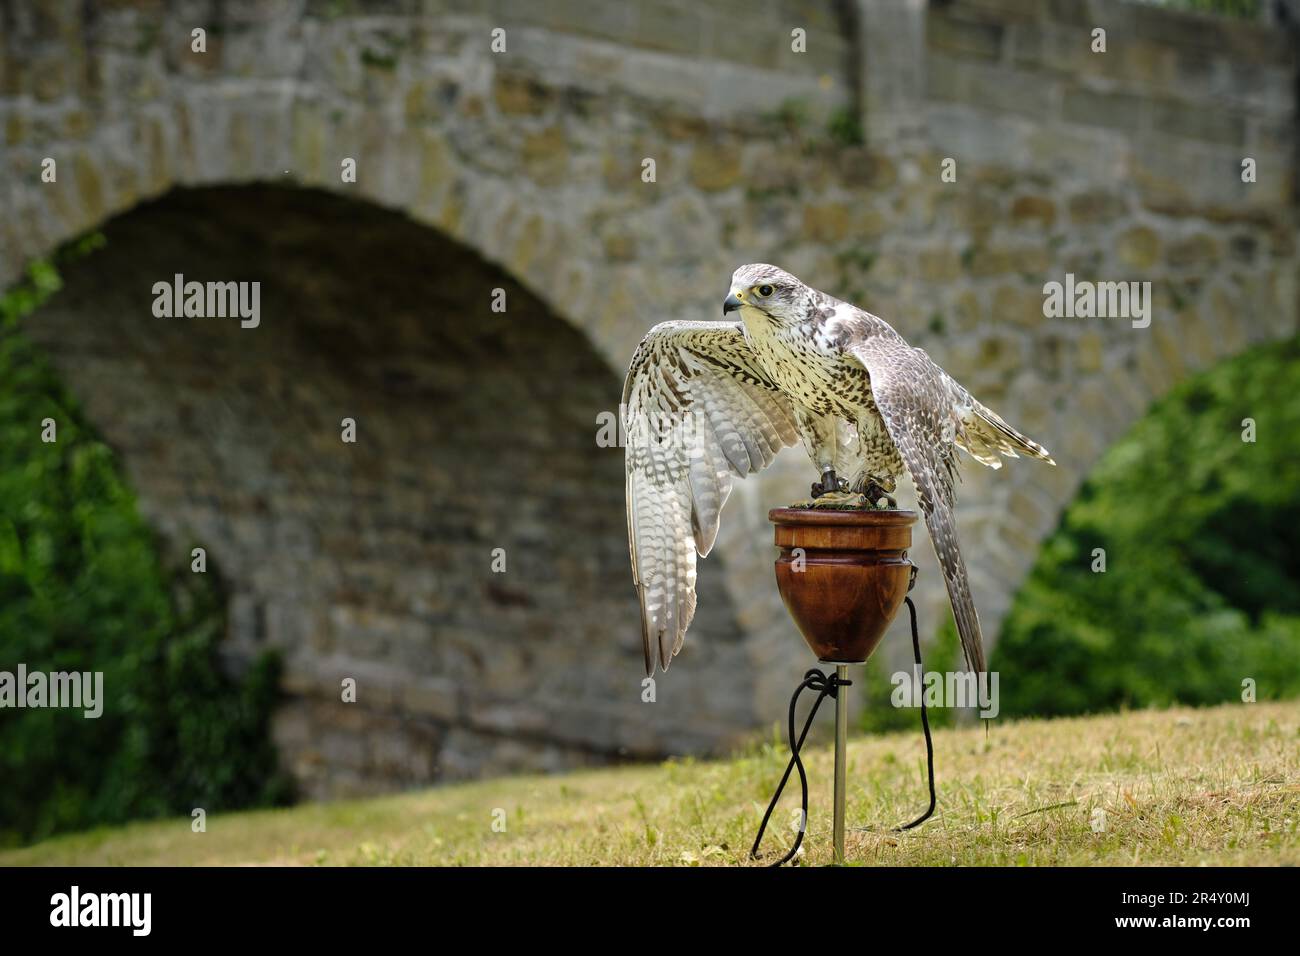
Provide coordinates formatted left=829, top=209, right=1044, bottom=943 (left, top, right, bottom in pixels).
left=4, top=699, right=1296, bottom=866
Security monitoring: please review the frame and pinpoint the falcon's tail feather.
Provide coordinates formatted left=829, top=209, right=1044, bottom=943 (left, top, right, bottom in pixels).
left=961, top=402, right=1055, bottom=467
left=921, top=498, right=988, bottom=676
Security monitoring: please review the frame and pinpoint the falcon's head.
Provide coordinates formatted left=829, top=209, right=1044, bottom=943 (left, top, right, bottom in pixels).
left=723, top=263, right=813, bottom=324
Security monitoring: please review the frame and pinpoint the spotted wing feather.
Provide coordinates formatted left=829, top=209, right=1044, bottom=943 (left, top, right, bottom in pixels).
left=845, top=334, right=988, bottom=675
left=623, top=321, right=800, bottom=674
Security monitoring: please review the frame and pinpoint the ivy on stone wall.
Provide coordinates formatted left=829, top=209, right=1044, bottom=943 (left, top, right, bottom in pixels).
left=1147, top=0, right=1263, bottom=21
left=0, top=240, right=290, bottom=846
left=995, top=335, right=1300, bottom=717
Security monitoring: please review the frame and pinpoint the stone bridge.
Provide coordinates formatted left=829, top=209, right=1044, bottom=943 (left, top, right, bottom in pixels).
left=1, top=0, right=1296, bottom=795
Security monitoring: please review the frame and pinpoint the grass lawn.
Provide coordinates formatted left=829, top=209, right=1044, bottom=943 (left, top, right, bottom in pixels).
left=4, top=699, right=1296, bottom=866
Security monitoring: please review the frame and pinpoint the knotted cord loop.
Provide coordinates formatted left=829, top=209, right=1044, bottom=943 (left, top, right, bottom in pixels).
left=749, top=668, right=851, bottom=867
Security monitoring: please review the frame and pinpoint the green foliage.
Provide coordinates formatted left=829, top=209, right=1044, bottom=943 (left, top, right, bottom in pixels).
left=1146, top=0, right=1261, bottom=20
left=0, top=242, right=290, bottom=845
left=826, top=107, right=864, bottom=148
left=359, top=47, right=398, bottom=71
left=996, top=336, right=1300, bottom=717
left=764, top=97, right=812, bottom=133
left=762, top=100, right=864, bottom=150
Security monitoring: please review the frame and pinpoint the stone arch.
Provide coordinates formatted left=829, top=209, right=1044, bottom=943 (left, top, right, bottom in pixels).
left=3, top=0, right=1297, bottom=724
left=21, top=184, right=760, bottom=797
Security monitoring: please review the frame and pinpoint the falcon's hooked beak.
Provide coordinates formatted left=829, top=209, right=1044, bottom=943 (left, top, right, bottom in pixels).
left=722, top=291, right=744, bottom=315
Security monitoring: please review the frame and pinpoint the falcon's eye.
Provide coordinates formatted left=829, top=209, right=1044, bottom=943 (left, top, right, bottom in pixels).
left=757, top=284, right=774, bottom=297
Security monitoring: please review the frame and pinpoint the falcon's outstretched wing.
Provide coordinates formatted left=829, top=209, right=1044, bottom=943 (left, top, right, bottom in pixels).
left=845, top=330, right=988, bottom=675
left=623, top=321, right=800, bottom=674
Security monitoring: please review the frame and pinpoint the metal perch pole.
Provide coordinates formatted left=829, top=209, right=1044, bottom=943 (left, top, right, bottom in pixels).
left=833, top=662, right=849, bottom=863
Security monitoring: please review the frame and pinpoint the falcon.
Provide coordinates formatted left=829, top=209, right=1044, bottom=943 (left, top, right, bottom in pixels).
left=623, top=263, right=1055, bottom=677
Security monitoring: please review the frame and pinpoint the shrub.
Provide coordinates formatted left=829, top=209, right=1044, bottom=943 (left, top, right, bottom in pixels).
left=995, top=336, right=1300, bottom=717
left=0, top=241, right=290, bottom=845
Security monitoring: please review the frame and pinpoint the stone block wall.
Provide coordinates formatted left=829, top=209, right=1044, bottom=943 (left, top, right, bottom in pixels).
left=0, top=0, right=1295, bottom=791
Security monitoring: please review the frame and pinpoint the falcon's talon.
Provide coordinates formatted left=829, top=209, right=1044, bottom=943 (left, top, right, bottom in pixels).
left=863, top=483, right=897, bottom=510
left=850, top=474, right=898, bottom=509
left=810, top=468, right=840, bottom=499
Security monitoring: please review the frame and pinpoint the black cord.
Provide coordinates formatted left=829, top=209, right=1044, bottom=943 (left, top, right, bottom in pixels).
left=751, top=579, right=939, bottom=864
left=896, top=595, right=936, bottom=830
left=749, top=668, right=850, bottom=867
